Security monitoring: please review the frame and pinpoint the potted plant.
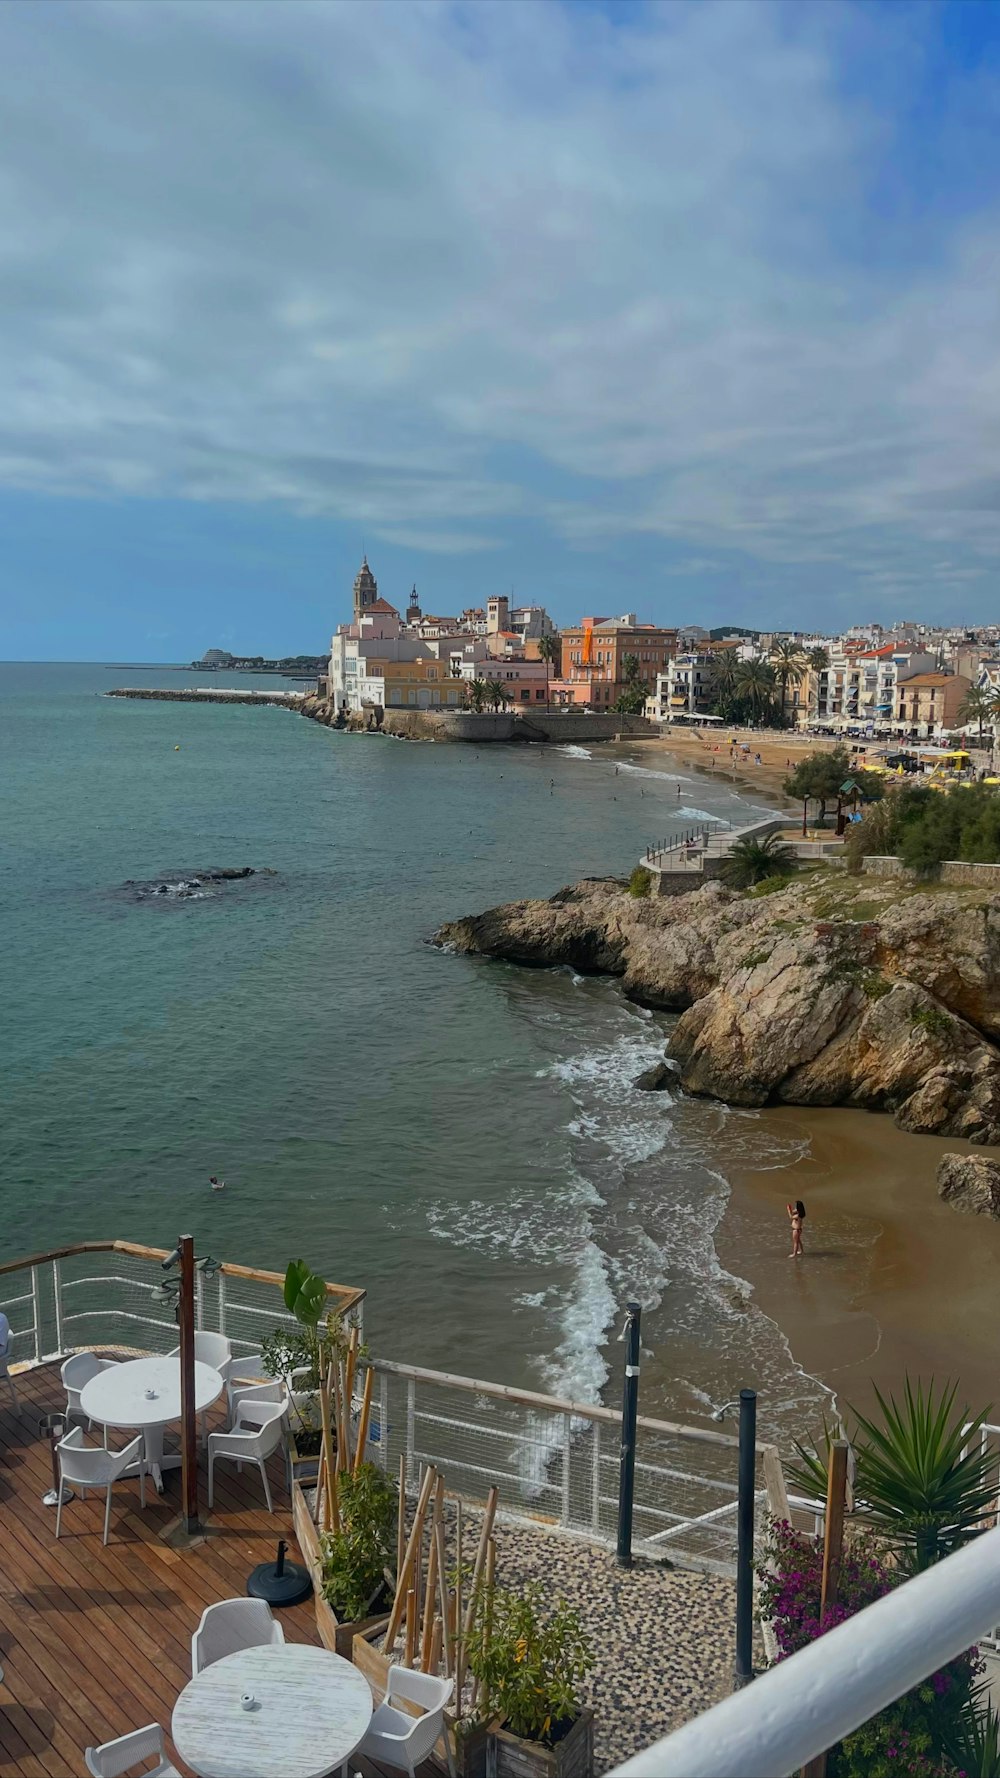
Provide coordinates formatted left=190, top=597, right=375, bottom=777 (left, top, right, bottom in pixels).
left=320, top=1460, right=397, bottom=1641
left=467, top=1581, right=593, bottom=1778
left=260, top=1260, right=363, bottom=1484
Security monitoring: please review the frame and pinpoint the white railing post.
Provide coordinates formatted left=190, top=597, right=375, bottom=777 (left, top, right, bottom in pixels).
left=30, top=1267, right=42, bottom=1362
left=591, top=1422, right=601, bottom=1535
left=195, top=1269, right=205, bottom=1331
left=52, top=1259, right=65, bottom=1354
left=380, top=1373, right=389, bottom=1472
left=406, top=1379, right=416, bottom=1488
left=561, top=1413, right=572, bottom=1527
left=217, top=1272, right=226, bottom=1336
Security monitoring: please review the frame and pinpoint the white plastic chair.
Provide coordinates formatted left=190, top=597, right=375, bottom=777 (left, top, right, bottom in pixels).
left=0, top=1312, right=16, bottom=1408
left=61, top=1351, right=119, bottom=1429
left=55, top=1428, right=145, bottom=1545
left=85, top=1722, right=180, bottom=1777
left=207, top=1396, right=287, bottom=1513
left=355, top=1668, right=454, bottom=1778
left=191, top=1597, right=284, bottom=1676
left=168, top=1330, right=233, bottom=1377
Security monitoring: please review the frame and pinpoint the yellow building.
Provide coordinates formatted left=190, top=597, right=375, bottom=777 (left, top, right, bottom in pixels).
left=374, top=657, right=467, bottom=709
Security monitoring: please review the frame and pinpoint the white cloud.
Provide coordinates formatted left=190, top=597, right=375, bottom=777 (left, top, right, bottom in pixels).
left=1, top=0, right=1000, bottom=608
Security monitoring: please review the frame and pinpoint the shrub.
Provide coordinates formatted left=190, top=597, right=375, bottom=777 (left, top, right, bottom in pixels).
left=466, top=1580, right=591, bottom=1744
left=628, top=865, right=653, bottom=898
left=749, top=874, right=793, bottom=897
left=320, top=1461, right=397, bottom=1623
left=721, top=832, right=797, bottom=890
left=758, top=1520, right=981, bottom=1778
left=911, top=1005, right=954, bottom=1041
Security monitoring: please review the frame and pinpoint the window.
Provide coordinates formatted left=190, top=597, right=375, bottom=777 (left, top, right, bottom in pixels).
left=521, top=690, right=530, bottom=701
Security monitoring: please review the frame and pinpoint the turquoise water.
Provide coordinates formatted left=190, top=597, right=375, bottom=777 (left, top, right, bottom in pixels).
left=1, top=663, right=829, bottom=1434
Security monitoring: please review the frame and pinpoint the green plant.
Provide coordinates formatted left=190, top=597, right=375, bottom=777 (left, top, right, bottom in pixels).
left=720, top=832, right=797, bottom=889
left=628, top=865, right=652, bottom=898
left=320, top=1461, right=397, bottom=1622
left=749, top=874, right=794, bottom=897
left=742, top=947, right=773, bottom=969
left=943, top=1695, right=1000, bottom=1778
left=467, top=1581, right=591, bottom=1744
left=911, top=1005, right=954, bottom=1041
left=789, top=1378, right=995, bottom=1573
left=861, top=970, right=892, bottom=1000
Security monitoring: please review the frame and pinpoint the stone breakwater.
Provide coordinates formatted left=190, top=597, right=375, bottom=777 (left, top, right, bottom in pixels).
left=436, top=873, right=1000, bottom=1144
left=108, top=687, right=304, bottom=708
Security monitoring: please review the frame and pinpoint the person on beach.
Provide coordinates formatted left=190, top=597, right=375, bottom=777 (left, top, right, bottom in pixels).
left=787, top=1200, right=805, bottom=1257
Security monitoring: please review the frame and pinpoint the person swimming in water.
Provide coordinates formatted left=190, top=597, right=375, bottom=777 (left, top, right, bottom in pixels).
left=787, top=1199, right=805, bottom=1257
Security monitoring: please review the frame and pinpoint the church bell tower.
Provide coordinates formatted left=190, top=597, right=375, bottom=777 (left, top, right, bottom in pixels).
left=353, top=556, right=379, bottom=620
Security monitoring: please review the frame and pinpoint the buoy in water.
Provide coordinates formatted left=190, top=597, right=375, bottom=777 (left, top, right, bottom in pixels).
left=175, top=745, right=181, bottom=751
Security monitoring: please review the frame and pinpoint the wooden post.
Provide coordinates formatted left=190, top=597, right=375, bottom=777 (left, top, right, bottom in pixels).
left=471, top=1534, right=496, bottom=1713
left=454, top=1501, right=463, bottom=1719
left=457, top=1488, right=497, bottom=1709
left=404, top=1588, right=417, bottom=1667
left=385, top=1464, right=436, bottom=1652
left=421, top=1485, right=441, bottom=1672
left=343, top=1326, right=359, bottom=1467
left=801, top=1440, right=849, bottom=1778
left=434, top=1508, right=451, bottom=1676
left=178, top=1235, right=199, bottom=1536
left=353, top=1365, right=374, bottom=1476
left=318, top=1374, right=339, bottom=1534
left=429, top=1614, right=443, bottom=1677
left=396, top=1453, right=406, bottom=1583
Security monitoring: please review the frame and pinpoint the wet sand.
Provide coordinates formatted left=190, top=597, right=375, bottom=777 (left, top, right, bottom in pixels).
left=645, top=726, right=852, bottom=804
left=717, top=1105, right=1000, bottom=1434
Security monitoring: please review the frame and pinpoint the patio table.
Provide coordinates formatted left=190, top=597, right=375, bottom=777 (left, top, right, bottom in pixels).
left=172, top=1644, right=373, bottom=1778
left=79, top=1355, right=224, bottom=1493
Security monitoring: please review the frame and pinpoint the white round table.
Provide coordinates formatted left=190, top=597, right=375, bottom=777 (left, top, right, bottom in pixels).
left=79, top=1356, right=224, bottom=1493
left=172, top=1644, right=374, bottom=1778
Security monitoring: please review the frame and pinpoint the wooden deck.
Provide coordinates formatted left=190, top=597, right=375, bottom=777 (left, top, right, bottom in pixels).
left=0, top=1362, right=426, bottom=1778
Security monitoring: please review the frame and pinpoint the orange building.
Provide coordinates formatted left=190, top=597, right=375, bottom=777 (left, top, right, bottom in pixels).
left=550, top=615, right=679, bottom=707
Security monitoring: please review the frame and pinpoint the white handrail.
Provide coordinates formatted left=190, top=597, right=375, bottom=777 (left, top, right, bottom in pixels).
left=607, top=1521, right=1000, bottom=1778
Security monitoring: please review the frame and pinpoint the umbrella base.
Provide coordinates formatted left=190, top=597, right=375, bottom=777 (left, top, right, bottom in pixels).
left=247, top=1558, right=312, bottom=1607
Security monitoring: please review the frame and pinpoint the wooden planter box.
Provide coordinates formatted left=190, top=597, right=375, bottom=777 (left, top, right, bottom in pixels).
left=291, top=1478, right=389, bottom=1657
left=488, top=1713, right=594, bottom=1778
left=287, top=1425, right=321, bottom=1488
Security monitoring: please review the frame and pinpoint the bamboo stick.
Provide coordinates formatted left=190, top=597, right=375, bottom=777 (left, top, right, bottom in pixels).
left=421, top=1477, right=444, bottom=1671
left=429, top=1614, right=443, bottom=1678
left=457, top=1488, right=497, bottom=1708
left=353, top=1364, right=374, bottom=1475
left=454, top=1501, right=463, bottom=1719
left=435, top=1511, right=451, bottom=1676
left=385, top=1463, right=436, bottom=1652
left=470, top=1536, right=496, bottom=1712
left=404, top=1587, right=417, bottom=1668
left=396, top=1453, right=406, bottom=1583
left=343, top=1326, right=359, bottom=1467
left=318, top=1372, right=338, bottom=1533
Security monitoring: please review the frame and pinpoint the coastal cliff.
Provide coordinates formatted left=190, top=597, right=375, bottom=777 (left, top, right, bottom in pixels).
left=436, top=874, right=1000, bottom=1144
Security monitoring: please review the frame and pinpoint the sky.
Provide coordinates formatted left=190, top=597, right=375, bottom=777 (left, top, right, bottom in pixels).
left=2, top=0, right=1000, bottom=659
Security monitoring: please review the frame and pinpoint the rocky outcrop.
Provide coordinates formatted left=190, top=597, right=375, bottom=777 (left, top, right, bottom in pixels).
left=435, top=875, right=1000, bottom=1145
left=635, top=1062, right=676, bottom=1092
left=937, top=1153, right=1000, bottom=1216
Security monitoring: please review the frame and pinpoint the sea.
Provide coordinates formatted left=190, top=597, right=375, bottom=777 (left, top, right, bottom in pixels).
left=1, top=662, right=831, bottom=1443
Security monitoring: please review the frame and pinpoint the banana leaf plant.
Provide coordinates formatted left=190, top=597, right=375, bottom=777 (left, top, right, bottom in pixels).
left=787, top=1377, right=996, bottom=1572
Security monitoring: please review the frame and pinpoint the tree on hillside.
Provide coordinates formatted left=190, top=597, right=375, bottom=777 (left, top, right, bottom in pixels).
left=959, top=683, right=993, bottom=743
left=537, top=633, right=559, bottom=709
left=783, top=746, right=884, bottom=828
left=770, top=639, right=807, bottom=722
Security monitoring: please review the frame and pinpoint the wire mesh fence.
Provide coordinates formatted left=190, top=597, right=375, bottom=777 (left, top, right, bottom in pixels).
left=370, top=1357, right=775, bottom=1575
left=0, top=1243, right=364, bottom=1370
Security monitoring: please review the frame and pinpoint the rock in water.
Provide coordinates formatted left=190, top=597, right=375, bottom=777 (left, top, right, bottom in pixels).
left=635, top=1061, right=675, bottom=1092
left=937, top=1154, right=1000, bottom=1217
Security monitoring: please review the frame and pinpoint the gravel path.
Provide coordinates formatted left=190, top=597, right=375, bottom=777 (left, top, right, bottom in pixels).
left=380, top=1499, right=738, bottom=1774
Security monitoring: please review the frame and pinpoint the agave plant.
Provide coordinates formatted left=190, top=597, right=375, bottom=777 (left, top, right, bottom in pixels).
left=788, top=1378, right=996, bottom=1572
left=944, top=1695, right=1000, bottom=1778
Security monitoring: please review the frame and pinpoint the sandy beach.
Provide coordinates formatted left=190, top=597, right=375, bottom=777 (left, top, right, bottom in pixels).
left=644, top=724, right=856, bottom=804
left=718, top=1105, right=1000, bottom=1435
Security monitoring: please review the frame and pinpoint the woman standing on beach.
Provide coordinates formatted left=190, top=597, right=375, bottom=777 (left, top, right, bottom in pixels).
left=787, top=1200, right=805, bottom=1258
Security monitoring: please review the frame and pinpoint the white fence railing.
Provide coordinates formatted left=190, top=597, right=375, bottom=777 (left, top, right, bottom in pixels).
left=368, top=1356, right=784, bottom=1575
left=608, top=1519, right=1000, bottom=1777
left=0, top=1242, right=365, bottom=1372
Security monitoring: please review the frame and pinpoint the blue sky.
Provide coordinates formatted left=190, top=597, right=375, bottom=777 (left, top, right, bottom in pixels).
left=2, top=0, right=1000, bottom=659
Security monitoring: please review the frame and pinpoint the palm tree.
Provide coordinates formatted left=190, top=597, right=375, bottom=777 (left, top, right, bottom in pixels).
left=537, top=633, right=559, bottom=709
left=807, top=646, right=830, bottom=672
left=719, top=831, right=796, bottom=889
left=465, top=678, right=487, bottom=713
left=733, top=656, right=780, bottom=726
left=770, top=638, right=807, bottom=723
left=483, top=678, right=506, bottom=712
left=615, top=651, right=648, bottom=715
left=959, top=683, right=993, bottom=744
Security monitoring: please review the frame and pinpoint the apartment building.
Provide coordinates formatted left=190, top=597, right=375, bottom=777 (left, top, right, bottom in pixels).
left=550, top=615, right=678, bottom=708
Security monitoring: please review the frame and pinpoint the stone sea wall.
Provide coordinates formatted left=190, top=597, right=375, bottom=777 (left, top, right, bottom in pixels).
left=299, top=695, right=653, bottom=744
left=863, top=855, right=1000, bottom=886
